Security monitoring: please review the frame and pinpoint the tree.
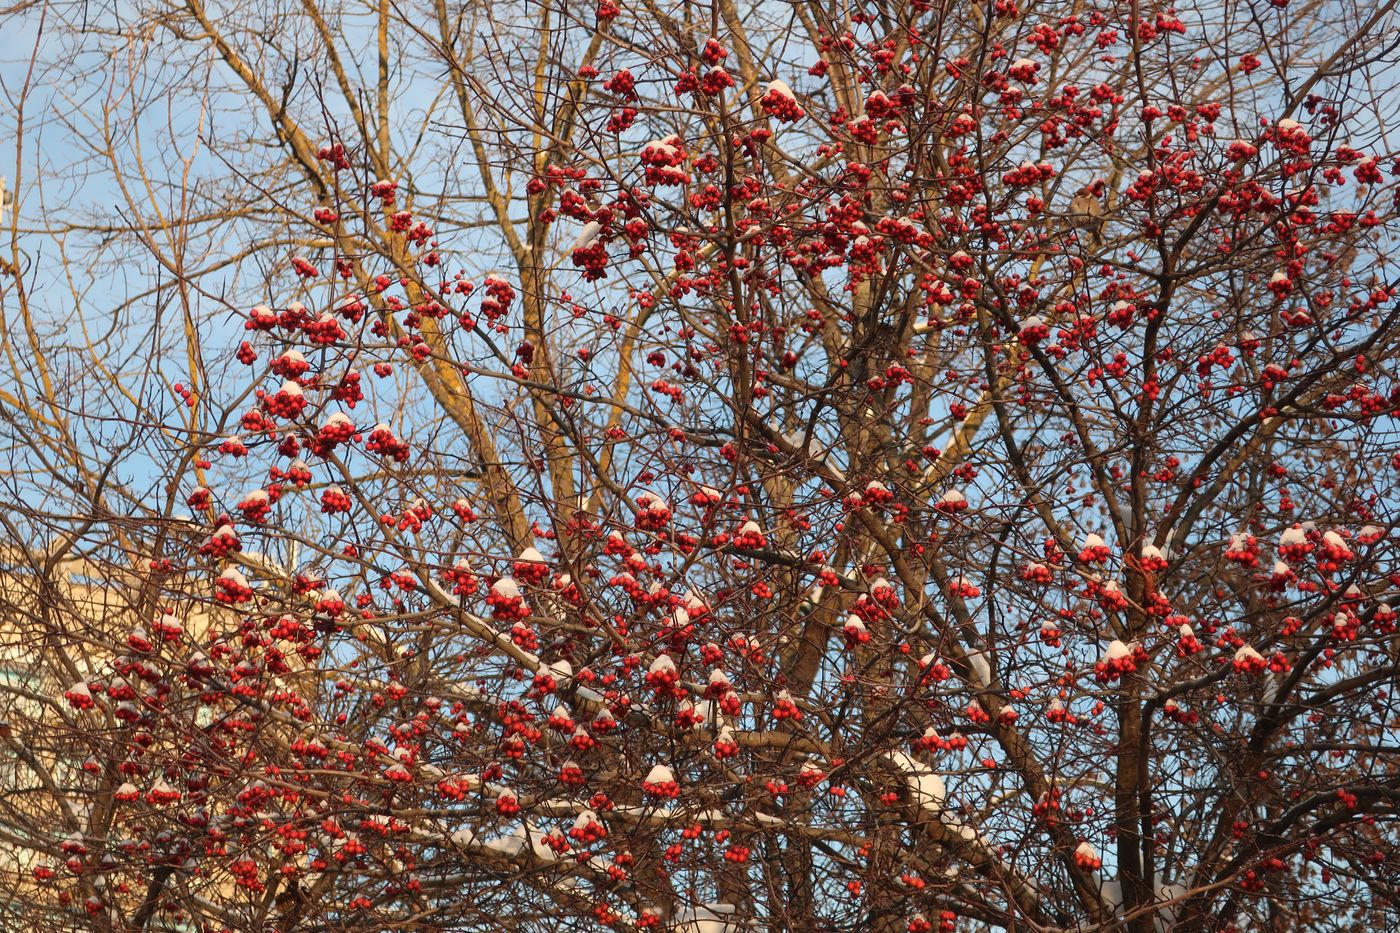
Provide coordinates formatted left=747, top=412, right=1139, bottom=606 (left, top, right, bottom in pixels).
left=0, top=0, right=1398, bottom=928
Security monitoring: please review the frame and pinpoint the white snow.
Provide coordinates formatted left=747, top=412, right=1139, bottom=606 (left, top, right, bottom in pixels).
left=888, top=751, right=946, bottom=811
left=673, top=902, right=741, bottom=933
left=219, top=567, right=249, bottom=587
left=1234, top=644, right=1264, bottom=664
left=570, top=220, right=602, bottom=252
left=965, top=649, right=992, bottom=688
left=766, top=79, right=795, bottom=99
left=644, top=764, right=675, bottom=786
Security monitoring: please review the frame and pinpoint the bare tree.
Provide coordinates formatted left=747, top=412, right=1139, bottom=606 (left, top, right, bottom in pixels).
left=1, top=0, right=1399, bottom=929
